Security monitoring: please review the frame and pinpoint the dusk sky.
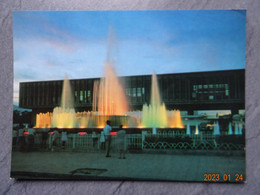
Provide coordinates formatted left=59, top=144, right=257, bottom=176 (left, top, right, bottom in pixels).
left=13, top=10, right=246, bottom=105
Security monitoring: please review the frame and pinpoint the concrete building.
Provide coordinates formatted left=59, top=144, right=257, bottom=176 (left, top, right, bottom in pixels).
left=19, top=69, right=245, bottom=119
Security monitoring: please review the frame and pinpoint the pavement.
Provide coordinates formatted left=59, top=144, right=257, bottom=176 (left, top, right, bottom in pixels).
left=10, top=149, right=246, bottom=182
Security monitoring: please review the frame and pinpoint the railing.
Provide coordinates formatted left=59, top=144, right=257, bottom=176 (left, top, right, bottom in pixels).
left=20, top=133, right=244, bottom=151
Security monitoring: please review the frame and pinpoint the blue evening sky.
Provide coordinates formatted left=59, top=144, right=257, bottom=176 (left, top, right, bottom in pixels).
left=13, top=10, right=246, bottom=104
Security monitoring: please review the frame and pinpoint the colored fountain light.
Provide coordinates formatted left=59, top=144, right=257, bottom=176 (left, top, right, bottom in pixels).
left=93, top=61, right=129, bottom=116
left=35, top=112, right=52, bottom=128
left=141, top=71, right=168, bottom=128
left=34, top=27, right=184, bottom=130
left=168, top=110, right=184, bottom=128
left=141, top=71, right=184, bottom=128
left=35, top=75, right=77, bottom=128
left=78, top=132, right=86, bottom=135
left=52, top=75, right=76, bottom=128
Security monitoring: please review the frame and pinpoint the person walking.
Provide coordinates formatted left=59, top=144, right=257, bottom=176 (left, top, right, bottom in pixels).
left=117, top=125, right=127, bottom=159
left=103, top=120, right=112, bottom=157
left=61, top=130, right=68, bottom=149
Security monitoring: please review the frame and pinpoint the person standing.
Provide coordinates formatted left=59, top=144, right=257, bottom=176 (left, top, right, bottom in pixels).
left=27, top=124, right=35, bottom=151
left=103, top=120, right=112, bottom=157
left=41, top=125, right=49, bottom=150
left=51, top=129, right=59, bottom=152
left=12, top=128, right=18, bottom=149
left=100, top=131, right=105, bottom=150
left=92, top=131, right=98, bottom=148
left=61, top=130, right=68, bottom=149
left=117, top=125, right=127, bottom=159
left=18, top=125, right=25, bottom=151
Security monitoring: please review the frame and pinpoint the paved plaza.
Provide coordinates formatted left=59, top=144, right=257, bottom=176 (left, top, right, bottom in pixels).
left=11, top=150, right=245, bottom=182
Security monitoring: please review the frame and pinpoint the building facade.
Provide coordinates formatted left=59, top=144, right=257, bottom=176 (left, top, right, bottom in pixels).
left=19, top=69, right=245, bottom=115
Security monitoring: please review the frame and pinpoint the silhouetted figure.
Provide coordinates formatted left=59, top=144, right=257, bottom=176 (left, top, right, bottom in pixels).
left=12, top=128, right=18, bottom=148
left=117, top=125, right=127, bottom=159
left=61, top=130, right=68, bottom=149
left=100, top=131, right=105, bottom=150
left=18, top=125, right=25, bottom=151
left=51, top=129, right=59, bottom=152
left=104, top=120, right=112, bottom=157
left=27, top=124, right=35, bottom=151
left=92, top=131, right=98, bottom=148
left=41, top=125, right=49, bottom=150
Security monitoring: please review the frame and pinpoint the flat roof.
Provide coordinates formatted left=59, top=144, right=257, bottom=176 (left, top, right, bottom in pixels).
left=20, top=69, right=245, bottom=84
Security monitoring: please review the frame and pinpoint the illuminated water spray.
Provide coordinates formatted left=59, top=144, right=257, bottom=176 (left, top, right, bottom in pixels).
left=51, top=75, right=76, bottom=128
left=141, top=71, right=184, bottom=128
left=93, top=26, right=129, bottom=116
left=141, top=72, right=168, bottom=128
left=35, top=27, right=184, bottom=130
left=95, top=62, right=128, bottom=116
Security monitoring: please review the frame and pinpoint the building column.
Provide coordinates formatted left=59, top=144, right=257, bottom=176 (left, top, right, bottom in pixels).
left=187, top=110, right=194, bottom=115
left=231, top=108, right=239, bottom=115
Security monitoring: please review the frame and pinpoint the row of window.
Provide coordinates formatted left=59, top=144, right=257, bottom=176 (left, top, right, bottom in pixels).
left=193, top=84, right=229, bottom=90
left=125, top=87, right=145, bottom=97
left=75, top=90, right=91, bottom=103
left=20, top=70, right=245, bottom=108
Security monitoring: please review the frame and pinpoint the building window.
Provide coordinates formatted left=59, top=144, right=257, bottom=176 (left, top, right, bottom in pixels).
left=87, top=90, right=91, bottom=102
left=192, top=83, right=229, bottom=101
left=132, top=88, right=136, bottom=97
left=126, top=88, right=131, bottom=96
left=84, top=90, right=87, bottom=103
left=74, top=91, right=78, bottom=102
left=80, top=90, right=83, bottom=102
left=137, top=88, right=142, bottom=97
left=225, top=90, right=229, bottom=96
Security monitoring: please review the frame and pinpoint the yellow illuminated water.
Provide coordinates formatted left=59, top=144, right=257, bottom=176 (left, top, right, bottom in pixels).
left=141, top=72, right=184, bottom=128
left=35, top=28, right=183, bottom=129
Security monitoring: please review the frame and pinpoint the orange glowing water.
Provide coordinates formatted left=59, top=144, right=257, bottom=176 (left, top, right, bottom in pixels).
left=168, top=110, right=184, bottom=128
left=34, top=28, right=183, bottom=129
left=93, top=61, right=128, bottom=116
left=35, top=112, right=52, bottom=128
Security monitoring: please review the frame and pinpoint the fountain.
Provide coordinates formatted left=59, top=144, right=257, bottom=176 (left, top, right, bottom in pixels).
left=186, top=123, right=191, bottom=135
left=51, top=75, right=76, bottom=128
left=35, top=70, right=185, bottom=129
left=228, top=122, right=233, bottom=135
left=168, top=110, right=184, bottom=128
left=213, top=121, right=220, bottom=135
left=90, top=26, right=129, bottom=127
left=141, top=71, right=184, bottom=129
left=35, top=27, right=185, bottom=131
left=94, top=61, right=129, bottom=116
left=195, top=124, right=199, bottom=135
left=141, top=72, right=168, bottom=128
left=35, top=112, right=52, bottom=128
